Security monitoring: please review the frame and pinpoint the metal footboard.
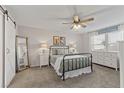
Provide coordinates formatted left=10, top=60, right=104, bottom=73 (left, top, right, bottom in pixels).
left=62, top=53, right=93, bottom=80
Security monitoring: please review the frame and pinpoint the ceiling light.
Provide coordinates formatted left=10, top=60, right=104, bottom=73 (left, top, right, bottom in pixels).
left=73, top=24, right=81, bottom=30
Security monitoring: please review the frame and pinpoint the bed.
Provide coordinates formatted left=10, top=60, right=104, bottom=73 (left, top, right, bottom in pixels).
left=49, top=46, right=93, bottom=80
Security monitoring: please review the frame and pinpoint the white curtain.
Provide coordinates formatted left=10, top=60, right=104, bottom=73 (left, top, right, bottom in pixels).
left=5, top=15, right=16, bottom=87
left=0, top=10, right=3, bottom=88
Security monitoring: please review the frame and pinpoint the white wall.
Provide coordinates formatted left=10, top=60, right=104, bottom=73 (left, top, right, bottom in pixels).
left=17, top=26, right=89, bottom=67
left=76, top=33, right=90, bottom=53
left=0, top=11, right=3, bottom=88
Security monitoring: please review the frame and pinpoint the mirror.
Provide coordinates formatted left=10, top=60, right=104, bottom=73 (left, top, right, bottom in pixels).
left=16, top=36, right=29, bottom=72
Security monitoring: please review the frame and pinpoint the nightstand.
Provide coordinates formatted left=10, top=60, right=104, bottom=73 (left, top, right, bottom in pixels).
left=39, top=53, right=49, bottom=68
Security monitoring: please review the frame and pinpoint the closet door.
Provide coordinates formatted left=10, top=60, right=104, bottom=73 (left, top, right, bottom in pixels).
left=0, top=11, right=3, bottom=88
left=5, top=15, right=16, bottom=87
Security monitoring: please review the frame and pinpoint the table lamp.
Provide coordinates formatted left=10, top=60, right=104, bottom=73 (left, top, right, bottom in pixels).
left=41, top=42, right=48, bottom=54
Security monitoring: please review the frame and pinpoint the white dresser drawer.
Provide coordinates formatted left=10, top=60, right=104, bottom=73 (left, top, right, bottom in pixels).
left=92, top=51, right=119, bottom=70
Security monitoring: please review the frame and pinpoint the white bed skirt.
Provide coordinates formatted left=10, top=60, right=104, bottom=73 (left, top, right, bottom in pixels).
left=63, top=66, right=91, bottom=79
left=51, top=62, right=91, bottom=79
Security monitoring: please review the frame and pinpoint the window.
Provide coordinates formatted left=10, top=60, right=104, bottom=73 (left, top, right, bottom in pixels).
left=91, top=34, right=106, bottom=50
left=108, top=31, right=124, bottom=51
left=108, top=31, right=123, bottom=44
left=91, top=30, right=124, bottom=51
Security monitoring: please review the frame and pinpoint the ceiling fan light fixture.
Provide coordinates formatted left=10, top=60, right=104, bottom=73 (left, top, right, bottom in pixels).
left=73, top=24, right=78, bottom=30
left=72, top=24, right=81, bottom=30
left=77, top=24, right=81, bottom=28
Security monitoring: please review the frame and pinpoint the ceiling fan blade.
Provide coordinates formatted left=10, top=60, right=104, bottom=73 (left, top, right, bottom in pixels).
left=81, top=24, right=87, bottom=28
left=80, top=18, right=94, bottom=23
left=62, top=22, right=72, bottom=24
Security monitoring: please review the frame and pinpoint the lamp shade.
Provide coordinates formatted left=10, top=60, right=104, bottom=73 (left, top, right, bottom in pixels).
left=69, top=42, right=76, bottom=49
left=41, top=42, right=48, bottom=49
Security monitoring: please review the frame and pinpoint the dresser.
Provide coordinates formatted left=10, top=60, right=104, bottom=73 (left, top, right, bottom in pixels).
left=39, top=52, right=49, bottom=68
left=92, top=51, right=119, bottom=71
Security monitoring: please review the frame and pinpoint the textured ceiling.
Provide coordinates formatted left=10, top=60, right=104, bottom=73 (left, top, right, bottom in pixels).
left=5, top=5, right=119, bottom=33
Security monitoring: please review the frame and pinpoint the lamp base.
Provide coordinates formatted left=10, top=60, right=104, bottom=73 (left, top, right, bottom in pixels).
left=42, top=50, right=45, bottom=54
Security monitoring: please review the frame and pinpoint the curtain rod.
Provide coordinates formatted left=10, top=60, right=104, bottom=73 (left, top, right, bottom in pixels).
left=0, top=5, right=16, bottom=26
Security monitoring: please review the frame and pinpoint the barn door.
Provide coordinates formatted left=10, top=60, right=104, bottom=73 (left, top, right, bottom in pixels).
left=0, top=9, right=4, bottom=88
left=5, top=15, right=16, bottom=87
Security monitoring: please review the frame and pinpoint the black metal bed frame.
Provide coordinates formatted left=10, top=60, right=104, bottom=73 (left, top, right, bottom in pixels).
left=49, top=46, right=93, bottom=81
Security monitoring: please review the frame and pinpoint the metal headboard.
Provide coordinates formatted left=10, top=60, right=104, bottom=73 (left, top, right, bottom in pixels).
left=49, top=45, right=69, bottom=55
left=49, top=45, right=69, bottom=65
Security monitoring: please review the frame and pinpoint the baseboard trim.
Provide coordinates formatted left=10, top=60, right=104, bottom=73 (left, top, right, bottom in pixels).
left=93, top=63, right=119, bottom=71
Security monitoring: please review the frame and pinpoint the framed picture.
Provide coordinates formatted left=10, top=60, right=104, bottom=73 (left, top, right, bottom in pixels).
left=60, top=37, right=66, bottom=46
left=53, top=36, right=60, bottom=46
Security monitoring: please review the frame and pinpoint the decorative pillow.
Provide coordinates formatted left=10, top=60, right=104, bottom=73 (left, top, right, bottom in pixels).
left=51, top=47, right=69, bottom=55
left=58, top=49, right=69, bottom=55
left=52, top=49, right=58, bottom=55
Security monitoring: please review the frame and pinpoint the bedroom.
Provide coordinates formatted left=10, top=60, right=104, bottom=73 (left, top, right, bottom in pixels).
left=0, top=5, right=124, bottom=88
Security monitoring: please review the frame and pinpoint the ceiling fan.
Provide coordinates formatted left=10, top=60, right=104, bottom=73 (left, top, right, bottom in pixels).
left=63, top=16, right=94, bottom=30
left=62, top=6, right=94, bottom=30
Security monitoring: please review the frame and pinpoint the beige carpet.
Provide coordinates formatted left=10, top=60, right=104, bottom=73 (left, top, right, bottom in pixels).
left=8, top=64, right=120, bottom=88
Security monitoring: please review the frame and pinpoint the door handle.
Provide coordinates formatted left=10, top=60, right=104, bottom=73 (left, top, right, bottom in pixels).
left=6, top=48, right=10, bottom=54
